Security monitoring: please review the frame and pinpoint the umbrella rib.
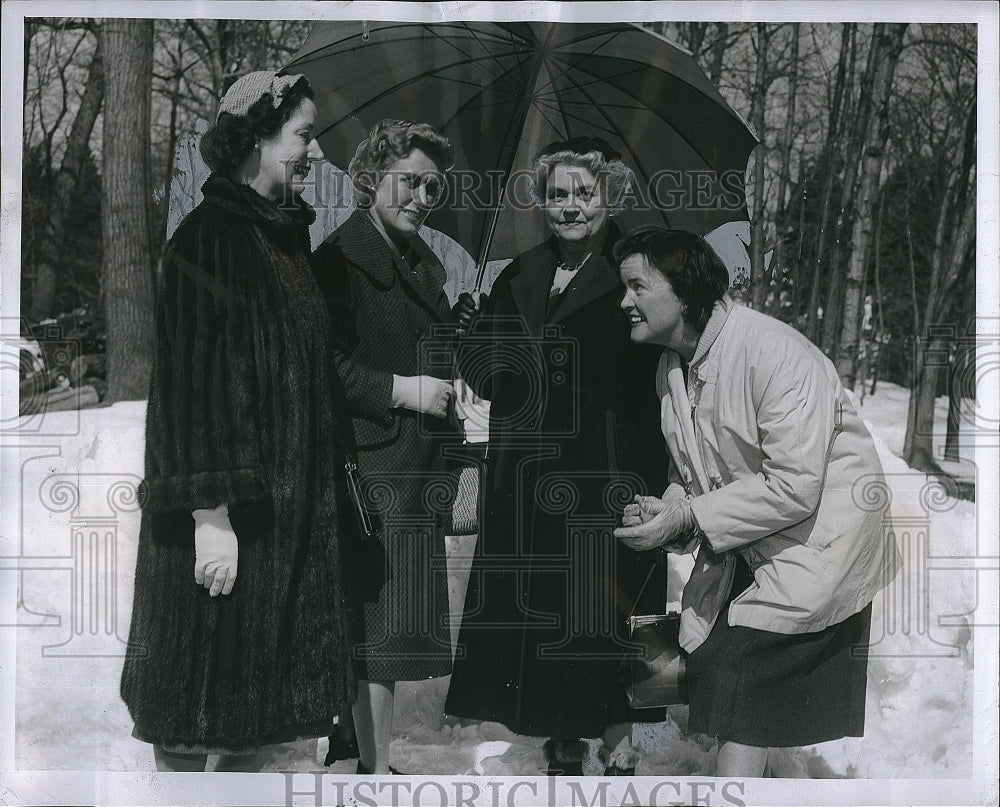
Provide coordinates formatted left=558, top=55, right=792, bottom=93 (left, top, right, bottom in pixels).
left=532, top=97, right=620, bottom=139
left=527, top=97, right=572, bottom=142
left=554, top=68, right=665, bottom=222
left=314, top=50, right=529, bottom=136
left=565, top=58, right=755, bottom=162
left=416, top=23, right=518, bottom=81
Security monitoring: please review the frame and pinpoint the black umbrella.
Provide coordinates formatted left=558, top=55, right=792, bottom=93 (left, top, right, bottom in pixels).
left=287, top=20, right=757, bottom=285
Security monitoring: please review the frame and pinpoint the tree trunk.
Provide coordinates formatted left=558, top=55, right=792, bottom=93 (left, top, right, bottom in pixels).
left=708, top=23, right=730, bottom=85
left=101, top=19, right=156, bottom=402
left=904, top=340, right=945, bottom=472
left=835, top=24, right=907, bottom=385
left=869, top=195, right=887, bottom=398
left=749, top=23, right=769, bottom=310
left=806, top=24, right=854, bottom=342
left=943, top=278, right=975, bottom=462
left=769, top=24, right=800, bottom=317
left=29, top=39, right=104, bottom=321
left=820, top=25, right=882, bottom=356
left=903, top=103, right=976, bottom=469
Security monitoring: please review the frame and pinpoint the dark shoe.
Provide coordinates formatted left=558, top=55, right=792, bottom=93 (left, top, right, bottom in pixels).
left=598, top=737, right=640, bottom=776
left=543, top=738, right=587, bottom=776
left=324, top=732, right=360, bottom=765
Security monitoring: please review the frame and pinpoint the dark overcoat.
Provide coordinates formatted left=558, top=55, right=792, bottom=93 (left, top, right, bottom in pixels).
left=120, top=176, right=355, bottom=753
left=445, top=227, right=670, bottom=738
left=311, top=210, right=460, bottom=681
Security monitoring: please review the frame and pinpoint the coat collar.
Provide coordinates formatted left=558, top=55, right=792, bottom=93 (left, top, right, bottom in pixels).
left=690, top=295, right=735, bottom=368
left=509, top=223, right=623, bottom=334
left=201, top=174, right=316, bottom=233
left=335, top=209, right=450, bottom=320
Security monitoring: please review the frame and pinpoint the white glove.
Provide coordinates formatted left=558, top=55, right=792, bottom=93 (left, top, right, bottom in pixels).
left=621, top=495, right=668, bottom=528
left=392, top=374, right=455, bottom=419
left=193, top=504, right=238, bottom=597
left=615, top=498, right=700, bottom=554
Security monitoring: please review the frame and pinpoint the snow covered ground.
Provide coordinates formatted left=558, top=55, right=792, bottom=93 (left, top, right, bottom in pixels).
left=4, top=382, right=993, bottom=786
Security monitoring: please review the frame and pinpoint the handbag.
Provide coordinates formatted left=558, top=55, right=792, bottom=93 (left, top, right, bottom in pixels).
left=621, top=564, right=688, bottom=707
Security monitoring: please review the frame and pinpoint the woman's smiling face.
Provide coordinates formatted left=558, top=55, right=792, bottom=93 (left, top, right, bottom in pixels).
left=255, top=98, right=323, bottom=201
left=370, top=148, right=444, bottom=244
left=619, top=253, right=687, bottom=348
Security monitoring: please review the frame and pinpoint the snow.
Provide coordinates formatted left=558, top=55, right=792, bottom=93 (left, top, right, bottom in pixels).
left=5, top=382, right=991, bottom=784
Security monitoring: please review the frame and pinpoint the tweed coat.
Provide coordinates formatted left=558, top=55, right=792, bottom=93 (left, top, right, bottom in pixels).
left=311, top=209, right=460, bottom=681
left=445, top=227, right=671, bottom=739
left=120, top=176, right=355, bottom=754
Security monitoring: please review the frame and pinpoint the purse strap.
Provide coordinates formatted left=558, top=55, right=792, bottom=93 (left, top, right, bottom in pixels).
left=629, top=558, right=666, bottom=619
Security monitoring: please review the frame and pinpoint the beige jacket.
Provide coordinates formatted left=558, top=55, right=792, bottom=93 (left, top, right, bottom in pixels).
left=658, top=296, right=899, bottom=648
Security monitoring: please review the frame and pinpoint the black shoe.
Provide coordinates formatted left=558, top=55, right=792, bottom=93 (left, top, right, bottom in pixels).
left=543, top=738, right=586, bottom=776
left=324, top=732, right=360, bottom=766
left=598, top=737, right=639, bottom=776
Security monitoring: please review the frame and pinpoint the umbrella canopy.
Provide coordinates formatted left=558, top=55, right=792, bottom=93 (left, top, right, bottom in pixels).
left=287, top=20, right=757, bottom=271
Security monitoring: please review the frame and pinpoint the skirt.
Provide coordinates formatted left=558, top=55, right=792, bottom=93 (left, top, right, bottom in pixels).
left=685, top=558, right=871, bottom=747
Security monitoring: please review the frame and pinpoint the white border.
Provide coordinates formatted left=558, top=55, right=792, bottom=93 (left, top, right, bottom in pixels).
left=2, top=2, right=998, bottom=806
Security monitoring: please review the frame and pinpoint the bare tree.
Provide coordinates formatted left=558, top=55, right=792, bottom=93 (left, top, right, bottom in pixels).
left=805, top=24, right=855, bottom=342
left=902, top=95, right=976, bottom=471
left=819, top=25, right=883, bottom=356
left=101, top=18, right=156, bottom=401
left=748, top=24, right=770, bottom=310
left=29, top=35, right=103, bottom=321
left=835, top=24, right=908, bottom=385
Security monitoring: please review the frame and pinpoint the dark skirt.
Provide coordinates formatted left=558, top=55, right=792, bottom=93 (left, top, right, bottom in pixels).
left=685, top=558, right=871, bottom=747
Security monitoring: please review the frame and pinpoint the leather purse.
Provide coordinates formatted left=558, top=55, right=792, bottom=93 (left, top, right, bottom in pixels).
left=621, top=562, right=688, bottom=707
left=622, top=611, right=687, bottom=707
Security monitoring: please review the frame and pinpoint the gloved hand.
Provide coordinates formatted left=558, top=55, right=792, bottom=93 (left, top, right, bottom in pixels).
left=615, top=498, right=700, bottom=554
left=392, top=374, right=455, bottom=419
left=621, top=494, right=667, bottom=528
left=452, top=291, right=484, bottom=332
left=193, top=505, right=238, bottom=596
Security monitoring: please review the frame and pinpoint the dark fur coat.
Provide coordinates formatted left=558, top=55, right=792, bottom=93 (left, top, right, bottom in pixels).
left=120, top=176, right=355, bottom=753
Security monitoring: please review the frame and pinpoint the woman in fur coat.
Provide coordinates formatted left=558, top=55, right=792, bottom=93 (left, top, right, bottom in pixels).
left=120, top=72, right=356, bottom=772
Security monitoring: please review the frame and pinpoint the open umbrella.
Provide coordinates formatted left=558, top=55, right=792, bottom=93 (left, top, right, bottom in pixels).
left=287, top=20, right=757, bottom=285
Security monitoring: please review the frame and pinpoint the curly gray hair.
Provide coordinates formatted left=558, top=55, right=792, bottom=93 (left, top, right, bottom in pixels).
left=529, top=137, right=633, bottom=215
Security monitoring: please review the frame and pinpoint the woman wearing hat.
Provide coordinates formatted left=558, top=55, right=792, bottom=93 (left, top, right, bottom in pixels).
left=120, top=71, right=356, bottom=772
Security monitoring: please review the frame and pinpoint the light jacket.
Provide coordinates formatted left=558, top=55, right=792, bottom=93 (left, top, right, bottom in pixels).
left=659, top=296, right=900, bottom=646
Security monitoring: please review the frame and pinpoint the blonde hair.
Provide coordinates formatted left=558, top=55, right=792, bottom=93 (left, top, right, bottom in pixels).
left=348, top=119, right=454, bottom=208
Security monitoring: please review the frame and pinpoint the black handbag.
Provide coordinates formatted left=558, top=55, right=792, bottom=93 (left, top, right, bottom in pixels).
left=622, top=565, right=688, bottom=707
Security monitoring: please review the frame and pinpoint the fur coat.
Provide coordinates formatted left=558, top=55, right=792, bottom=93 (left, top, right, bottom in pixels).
left=120, top=176, right=355, bottom=753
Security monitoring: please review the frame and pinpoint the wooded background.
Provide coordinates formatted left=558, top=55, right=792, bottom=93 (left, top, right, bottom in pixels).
left=18, top=18, right=978, bottom=473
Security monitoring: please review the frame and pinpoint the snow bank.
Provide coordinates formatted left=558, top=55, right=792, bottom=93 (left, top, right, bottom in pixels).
left=7, top=386, right=985, bottom=780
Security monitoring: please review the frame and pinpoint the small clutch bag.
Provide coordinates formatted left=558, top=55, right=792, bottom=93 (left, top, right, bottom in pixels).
left=622, top=611, right=688, bottom=708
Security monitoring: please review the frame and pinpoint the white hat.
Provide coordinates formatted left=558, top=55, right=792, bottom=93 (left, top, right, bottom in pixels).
left=217, top=71, right=307, bottom=120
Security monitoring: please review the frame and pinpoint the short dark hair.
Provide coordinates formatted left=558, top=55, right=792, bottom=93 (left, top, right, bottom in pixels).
left=613, top=227, right=730, bottom=333
left=200, top=76, right=314, bottom=176
left=348, top=119, right=454, bottom=208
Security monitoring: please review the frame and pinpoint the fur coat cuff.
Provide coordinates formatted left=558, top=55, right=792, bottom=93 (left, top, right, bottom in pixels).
left=139, top=466, right=268, bottom=513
